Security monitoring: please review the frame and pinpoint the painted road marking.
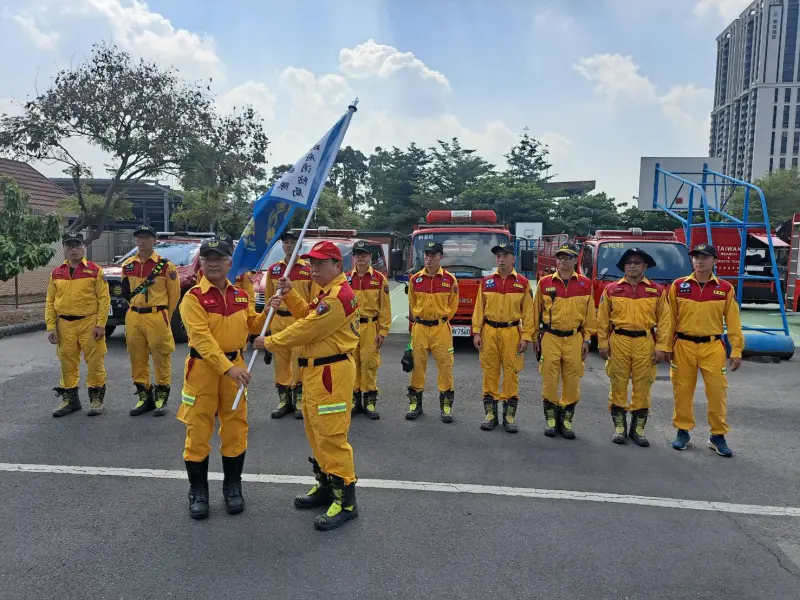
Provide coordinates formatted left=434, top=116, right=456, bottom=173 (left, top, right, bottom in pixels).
left=1, top=462, right=799, bottom=518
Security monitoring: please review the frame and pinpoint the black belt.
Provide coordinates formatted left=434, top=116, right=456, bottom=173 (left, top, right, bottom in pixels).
left=613, top=328, right=654, bottom=338
left=542, top=324, right=581, bottom=338
left=276, top=309, right=292, bottom=317
left=190, top=347, right=241, bottom=361
left=485, top=319, right=520, bottom=329
left=58, top=315, right=87, bottom=322
left=298, top=353, right=349, bottom=367
left=360, top=315, right=378, bottom=324
left=129, top=305, right=168, bottom=314
left=415, top=317, right=447, bottom=327
left=676, top=332, right=723, bottom=344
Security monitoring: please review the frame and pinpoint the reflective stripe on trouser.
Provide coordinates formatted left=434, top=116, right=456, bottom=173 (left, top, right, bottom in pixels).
left=271, top=314, right=303, bottom=387
left=605, top=334, right=656, bottom=411
left=539, top=332, right=584, bottom=406
left=670, top=338, right=729, bottom=435
left=480, top=325, right=524, bottom=400
left=177, top=355, right=248, bottom=462
left=409, top=322, right=454, bottom=393
left=354, top=319, right=381, bottom=392
left=125, top=310, right=175, bottom=386
left=302, top=357, right=356, bottom=485
left=56, top=317, right=107, bottom=388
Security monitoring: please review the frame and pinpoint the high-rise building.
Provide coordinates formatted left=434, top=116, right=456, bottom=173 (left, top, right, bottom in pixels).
left=711, top=0, right=800, bottom=181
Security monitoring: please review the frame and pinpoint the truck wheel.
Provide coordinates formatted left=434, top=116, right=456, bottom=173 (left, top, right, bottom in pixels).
left=171, top=309, right=188, bottom=344
left=104, top=326, right=116, bottom=338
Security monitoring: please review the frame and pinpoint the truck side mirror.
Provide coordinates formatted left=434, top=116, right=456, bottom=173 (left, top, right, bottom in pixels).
left=390, top=248, right=404, bottom=272
left=520, top=250, right=536, bottom=272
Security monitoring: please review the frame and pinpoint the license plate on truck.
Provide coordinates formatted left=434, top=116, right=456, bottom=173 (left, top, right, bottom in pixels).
left=451, top=326, right=471, bottom=337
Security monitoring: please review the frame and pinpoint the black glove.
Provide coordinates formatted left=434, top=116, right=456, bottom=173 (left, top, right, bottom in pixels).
left=401, top=347, right=414, bottom=372
left=263, top=349, right=273, bottom=365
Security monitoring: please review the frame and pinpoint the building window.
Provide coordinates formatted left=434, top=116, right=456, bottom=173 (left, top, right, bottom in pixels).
left=775, top=88, right=780, bottom=102
left=771, top=131, right=776, bottom=154
left=784, top=106, right=791, bottom=128
left=787, top=88, right=793, bottom=103
left=784, top=0, right=800, bottom=82
left=770, top=158, right=774, bottom=173
left=780, top=157, right=787, bottom=169
left=781, top=131, right=789, bottom=154
left=794, top=158, right=799, bottom=168
left=794, top=131, right=800, bottom=154
left=773, top=105, right=778, bottom=128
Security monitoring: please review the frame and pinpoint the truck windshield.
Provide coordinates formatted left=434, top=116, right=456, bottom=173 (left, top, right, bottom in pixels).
left=596, top=241, right=692, bottom=283
left=412, top=232, right=511, bottom=278
left=115, top=241, right=200, bottom=266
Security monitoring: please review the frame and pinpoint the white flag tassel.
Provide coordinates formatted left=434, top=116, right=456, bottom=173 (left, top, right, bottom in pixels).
left=232, top=100, right=359, bottom=410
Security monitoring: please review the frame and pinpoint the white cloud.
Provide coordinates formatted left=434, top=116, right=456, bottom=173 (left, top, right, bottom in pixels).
left=693, top=0, right=750, bottom=21
left=339, top=39, right=450, bottom=88
left=217, top=82, right=277, bottom=122
left=540, top=132, right=575, bottom=160
left=5, top=10, right=60, bottom=50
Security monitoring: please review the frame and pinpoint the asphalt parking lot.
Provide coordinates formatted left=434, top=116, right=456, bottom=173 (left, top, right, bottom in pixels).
left=1, top=327, right=799, bottom=599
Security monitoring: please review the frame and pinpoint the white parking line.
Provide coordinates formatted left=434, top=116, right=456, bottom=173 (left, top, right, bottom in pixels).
left=1, top=462, right=798, bottom=518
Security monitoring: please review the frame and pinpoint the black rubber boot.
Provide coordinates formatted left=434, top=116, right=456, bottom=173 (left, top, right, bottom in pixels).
left=480, top=396, right=498, bottom=431
left=314, top=475, right=358, bottom=531
left=405, top=388, right=423, bottom=420
left=129, top=383, right=155, bottom=416
left=629, top=409, right=650, bottom=447
left=295, top=457, right=334, bottom=509
left=153, top=384, right=170, bottom=417
left=503, top=398, right=519, bottom=434
left=560, top=403, right=577, bottom=440
left=222, top=452, right=246, bottom=514
left=185, top=456, right=210, bottom=520
left=542, top=401, right=558, bottom=437
left=363, top=391, right=380, bottom=420
left=611, top=406, right=627, bottom=445
left=352, top=391, right=364, bottom=416
left=270, top=385, right=293, bottom=419
left=86, top=385, right=106, bottom=417
left=440, top=390, right=454, bottom=423
left=52, top=387, right=81, bottom=417
left=293, top=384, right=304, bottom=420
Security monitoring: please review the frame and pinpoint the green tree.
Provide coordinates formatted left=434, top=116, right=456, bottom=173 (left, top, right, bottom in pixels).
left=618, top=205, right=681, bottom=231
left=727, top=168, right=800, bottom=226
left=58, top=185, right=134, bottom=231
left=0, top=176, right=61, bottom=286
left=171, top=183, right=254, bottom=237
left=329, top=146, right=368, bottom=211
left=456, top=173, right=555, bottom=228
left=505, top=128, right=553, bottom=183
left=0, top=43, right=268, bottom=243
left=550, top=192, right=623, bottom=236
left=367, top=143, right=432, bottom=230
left=421, top=137, right=494, bottom=204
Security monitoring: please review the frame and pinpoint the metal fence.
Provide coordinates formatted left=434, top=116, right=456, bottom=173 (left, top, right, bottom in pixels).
left=0, top=231, right=135, bottom=306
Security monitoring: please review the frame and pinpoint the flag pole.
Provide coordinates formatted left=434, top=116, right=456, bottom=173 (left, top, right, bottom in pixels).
left=232, top=99, right=359, bottom=410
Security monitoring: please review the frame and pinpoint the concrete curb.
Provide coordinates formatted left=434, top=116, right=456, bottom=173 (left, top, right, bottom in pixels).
left=0, top=320, right=46, bottom=340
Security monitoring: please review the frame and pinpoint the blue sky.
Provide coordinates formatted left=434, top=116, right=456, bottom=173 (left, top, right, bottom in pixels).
left=0, top=0, right=751, bottom=208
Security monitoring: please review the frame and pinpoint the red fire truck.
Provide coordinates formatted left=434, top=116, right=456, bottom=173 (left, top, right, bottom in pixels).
left=786, top=212, right=800, bottom=312
left=399, top=210, right=514, bottom=337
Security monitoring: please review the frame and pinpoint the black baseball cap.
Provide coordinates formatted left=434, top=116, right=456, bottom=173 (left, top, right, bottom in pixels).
left=280, top=230, right=299, bottom=242
left=199, top=237, right=233, bottom=258
left=62, top=232, right=83, bottom=244
left=423, top=241, right=444, bottom=254
left=616, top=247, right=656, bottom=271
left=689, top=243, right=718, bottom=258
left=555, top=243, right=579, bottom=257
left=353, top=240, right=371, bottom=254
left=216, top=233, right=234, bottom=245
left=491, top=242, right=515, bottom=255
left=133, top=225, right=157, bottom=238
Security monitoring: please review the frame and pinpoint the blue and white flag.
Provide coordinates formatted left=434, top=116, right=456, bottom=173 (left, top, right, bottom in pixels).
left=229, top=103, right=358, bottom=282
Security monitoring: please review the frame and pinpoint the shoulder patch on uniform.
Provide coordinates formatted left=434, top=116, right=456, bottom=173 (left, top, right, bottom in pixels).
left=678, top=281, right=692, bottom=293
left=316, top=301, right=330, bottom=315
left=384, top=284, right=390, bottom=294
left=169, top=270, right=177, bottom=280
left=336, top=283, right=358, bottom=317
left=123, top=263, right=135, bottom=273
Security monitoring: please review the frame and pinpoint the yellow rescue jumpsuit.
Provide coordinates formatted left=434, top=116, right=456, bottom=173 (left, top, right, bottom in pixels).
left=532, top=271, right=596, bottom=406
left=264, top=259, right=313, bottom=389
left=597, top=277, right=673, bottom=411
left=177, top=276, right=267, bottom=461
left=122, top=251, right=180, bottom=387
left=472, top=269, right=535, bottom=401
left=407, top=267, right=459, bottom=394
left=45, top=259, right=110, bottom=391
left=198, top=268, right=255, bottom=302
left=347, top=267, right=392, bottom=394
left=262, top=272, right=360, bottom=484
left=668, top=274, right=743, bottom=435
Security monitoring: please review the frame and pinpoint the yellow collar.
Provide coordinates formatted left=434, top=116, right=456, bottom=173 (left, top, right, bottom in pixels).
left=199, top=275, right=230, bottom=294
left=687, top=272, right=719, bottom=285
left=553, top=270, right=578, bottom=282
left=322, top=272, right=348, bottom=294
left=493, top=268, right=518, bottom=279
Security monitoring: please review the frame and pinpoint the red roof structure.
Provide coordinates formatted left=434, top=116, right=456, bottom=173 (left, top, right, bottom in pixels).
left=0, top=158, right=68, bottom=213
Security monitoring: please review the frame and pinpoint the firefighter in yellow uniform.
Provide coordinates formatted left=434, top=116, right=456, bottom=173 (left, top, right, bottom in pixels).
left=347, top=240, right=392, bottom=419
left=122, top=225, right=181, bottom=417
left=178, top=237, right=268, bottom=519
left=472, top=242, right=534, bottom=433
left=532, top=243, right=596, bottom=439
left=596, top=247, right=673, bottom=447
left=255, top=241, right=360, bottom=531
left=669, top=244, right=743, bottom=457
left=264, top=231, right=314, bottom=419
left=45, top=232, right=111, bottom=417
left=406, top=241, right=460, bottom=423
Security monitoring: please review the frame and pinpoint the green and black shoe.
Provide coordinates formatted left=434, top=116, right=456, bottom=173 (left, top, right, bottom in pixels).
left=313, top=475, right=358, bottom=531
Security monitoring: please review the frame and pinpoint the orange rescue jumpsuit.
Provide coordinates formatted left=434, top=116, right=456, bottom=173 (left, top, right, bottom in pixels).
left=177, top=276, right=267, bottom=461
left=347, top=267, right=392, bottom=394
left=668, top=274, right=743, bottom=435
